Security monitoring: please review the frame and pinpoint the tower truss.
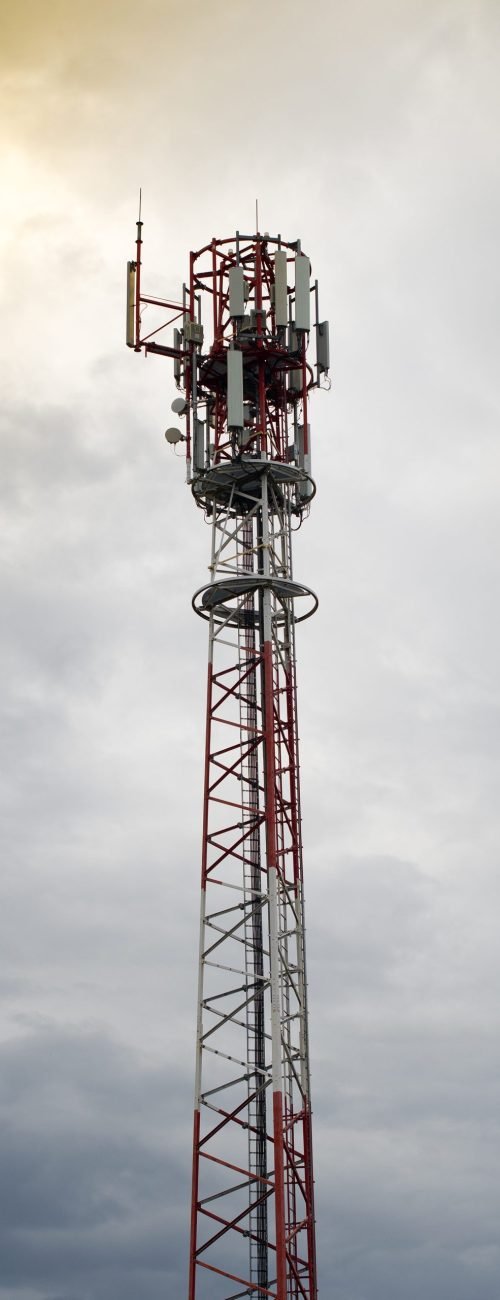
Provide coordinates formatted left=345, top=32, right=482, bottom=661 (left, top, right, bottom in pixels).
left=127, top=223, right=330, bottom=1300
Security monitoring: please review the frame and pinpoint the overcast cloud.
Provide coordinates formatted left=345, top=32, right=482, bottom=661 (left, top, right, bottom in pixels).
left=1, top=1, right=499, bottom=1297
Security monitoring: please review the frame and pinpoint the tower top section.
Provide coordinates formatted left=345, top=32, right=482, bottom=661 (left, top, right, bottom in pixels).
left=126, top=223, right=330, bottom=516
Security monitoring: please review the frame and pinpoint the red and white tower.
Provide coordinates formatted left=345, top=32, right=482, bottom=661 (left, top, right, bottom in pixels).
left=127, top=219, right=330, bottom=1300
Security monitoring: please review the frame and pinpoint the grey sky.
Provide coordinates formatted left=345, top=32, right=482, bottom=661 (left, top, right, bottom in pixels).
left=1, top=1, right=499, bottom=1296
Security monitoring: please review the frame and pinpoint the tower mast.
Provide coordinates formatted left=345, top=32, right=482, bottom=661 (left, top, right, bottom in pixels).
left=127, top=224, right=330, bottom=1299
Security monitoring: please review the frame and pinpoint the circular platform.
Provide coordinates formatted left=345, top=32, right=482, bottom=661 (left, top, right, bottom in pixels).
left=192, top=573, right=318, bottom=626
left=191, top=455, right=315, bottom=513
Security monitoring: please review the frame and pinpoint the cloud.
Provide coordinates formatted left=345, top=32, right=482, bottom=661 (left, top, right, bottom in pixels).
left=0, top=1026, right=189, bottom=1298
left=1, top=1, right=499, bottom=1297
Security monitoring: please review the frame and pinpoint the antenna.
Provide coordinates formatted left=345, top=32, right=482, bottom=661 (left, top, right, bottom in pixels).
left=126, top=224, right=331, bottom=1300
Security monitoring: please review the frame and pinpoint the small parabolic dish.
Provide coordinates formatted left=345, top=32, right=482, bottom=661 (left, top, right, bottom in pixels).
left=171, top=396, right=188, bottom=415
left=165, top=426, right=184, bottom=445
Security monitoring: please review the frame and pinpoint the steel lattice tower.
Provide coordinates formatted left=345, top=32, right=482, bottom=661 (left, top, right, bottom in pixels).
left=127, top=219, right=330, bottom=1300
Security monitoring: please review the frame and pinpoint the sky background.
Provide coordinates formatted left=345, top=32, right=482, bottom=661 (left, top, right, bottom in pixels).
left=1, top=0, right=499, bottom=1297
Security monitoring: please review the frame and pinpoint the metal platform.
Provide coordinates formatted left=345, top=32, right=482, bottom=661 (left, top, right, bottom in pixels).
left=191, top=454, right=316, bottom=513
left=192, top=572, right=318, bottom=625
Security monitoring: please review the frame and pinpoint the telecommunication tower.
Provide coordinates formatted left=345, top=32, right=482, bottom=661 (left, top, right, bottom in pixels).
left=126, top=216, right=330, bottom=1300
